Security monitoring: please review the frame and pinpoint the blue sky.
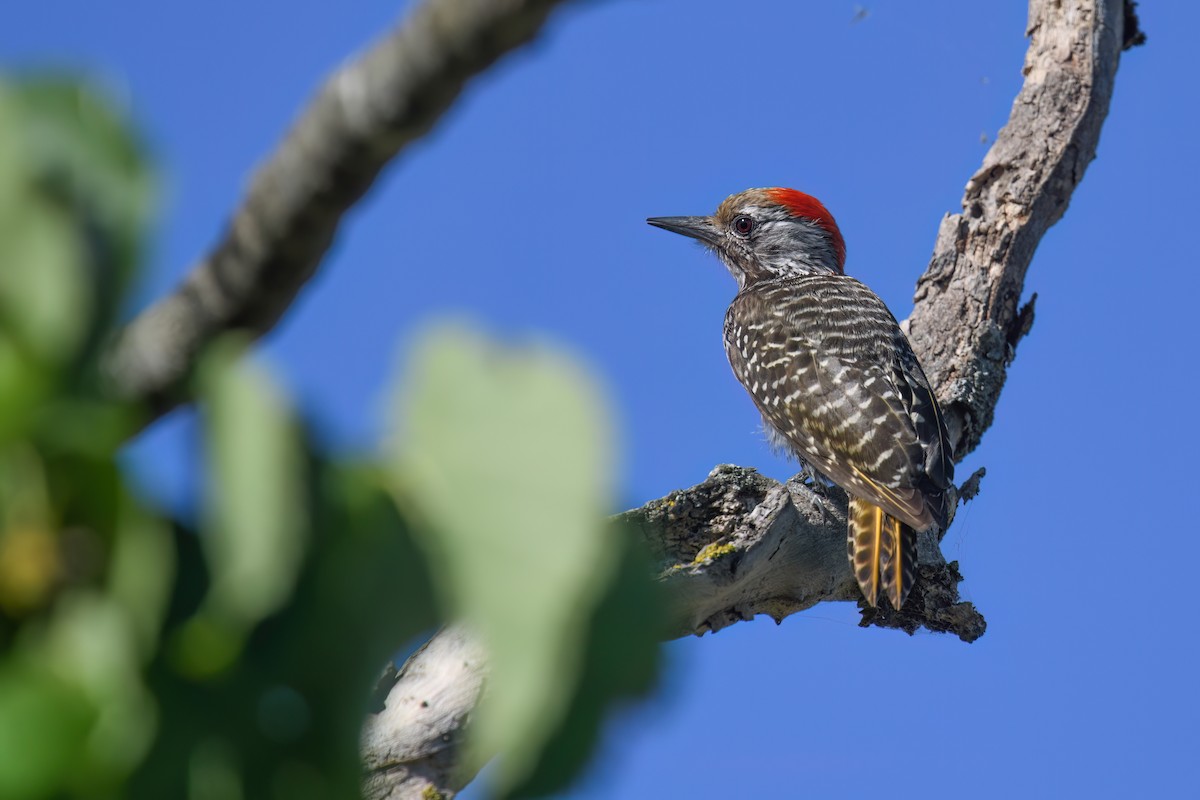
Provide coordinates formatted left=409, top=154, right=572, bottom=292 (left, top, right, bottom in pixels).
left=5, top=1, right=1198, bottom=797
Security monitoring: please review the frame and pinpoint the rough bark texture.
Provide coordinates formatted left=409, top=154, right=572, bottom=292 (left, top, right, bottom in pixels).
left=359, top=1, right=1138, bottom=796
left=623, top=465, right=985, bottom=642
left=104, top=0, right=568, bottom=417
left=905, top=0, right=1128, bottom=459
left=96, top=0, right=1139, bottom=794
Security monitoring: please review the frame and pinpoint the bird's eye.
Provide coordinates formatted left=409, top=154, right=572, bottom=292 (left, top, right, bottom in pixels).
left=732, top=215, right=754, bottom=236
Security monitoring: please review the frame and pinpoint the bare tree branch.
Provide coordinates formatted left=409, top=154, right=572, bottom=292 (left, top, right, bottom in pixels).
left=361, top=626, right=487, bottom=800
left=361, top=1, right=1139, bottom=796
left=360, top=467, right=985, bottom=799
left=104, top=0, right=569, bottom=416
left=624, top=466, right=985, bottom=641
left=906, top=0, right=1134, bottom=458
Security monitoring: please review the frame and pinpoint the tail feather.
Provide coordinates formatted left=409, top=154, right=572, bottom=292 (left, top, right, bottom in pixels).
left=878, top=515, right=917, bottom=610
left=847, top=497, right=917, bottom=610
left=847, top=497, right=882, bottom=607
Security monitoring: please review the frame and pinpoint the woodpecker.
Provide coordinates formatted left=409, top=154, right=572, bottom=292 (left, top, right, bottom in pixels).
left=648, top=188, right=952, bottom=609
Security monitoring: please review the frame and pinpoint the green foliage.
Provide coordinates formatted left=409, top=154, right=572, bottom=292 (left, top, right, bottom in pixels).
left=505, top=528, right=662, bottom=798
left=0, top=73, right=661, bottom=800
left=391, top=326, right=661, bottom=796
left=0, top=75, right=167, bottom=798
left=192, top=338, right=308, bottom=648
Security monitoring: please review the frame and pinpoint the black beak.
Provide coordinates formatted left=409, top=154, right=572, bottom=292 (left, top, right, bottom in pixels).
left=646, top=216, right=720, bottom=247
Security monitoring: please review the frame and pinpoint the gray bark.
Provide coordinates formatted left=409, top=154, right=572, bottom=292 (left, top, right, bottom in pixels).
left=91, top=0, right=1142, bottom=793
left=906, top=0, right=1135, bottom=459
left=104, top=0, right=569, bottom=417
left=360, top=1, right=1141, bottom=797
left=361, top=627, right=487, bottom=800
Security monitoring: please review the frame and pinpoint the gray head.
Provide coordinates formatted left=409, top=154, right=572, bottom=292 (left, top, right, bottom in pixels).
left=647, top=187, right=846, bottom=289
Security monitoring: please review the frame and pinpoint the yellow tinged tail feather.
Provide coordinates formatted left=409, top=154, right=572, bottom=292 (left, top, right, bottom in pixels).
left=847, top=498, right=916, bottom=610
left=847, top=497, right=882, bottom=607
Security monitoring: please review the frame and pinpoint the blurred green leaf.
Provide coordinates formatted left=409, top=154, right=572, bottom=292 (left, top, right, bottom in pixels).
left=36, top=593, right=158, bottom=782
left=508, top=530, right=662, bottom=798
left=107, top=502, right=173, bottom=657
left=0, top=664, right=95, bottom=799
left=0, top=75, right=153, bottom=432
left=0, top=341, right=51, bottom=444
left=501, top=527, right=662, bottom=796
left=0, top=197, right=86, bottom=363
left=132, top=460, right=436, bottom=800
left=197, top=337, right=306, bottom=634
left=7, top=76, right=154, bottom=295
left=390, top=323, right=619, bottom=791
left=169, top=615, right=241, bottom=681
left=0, top=83, right=87, bottom=374
left=187, top=738, right=243, bottom=800
left=36, top=398, right=140, bottom=458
